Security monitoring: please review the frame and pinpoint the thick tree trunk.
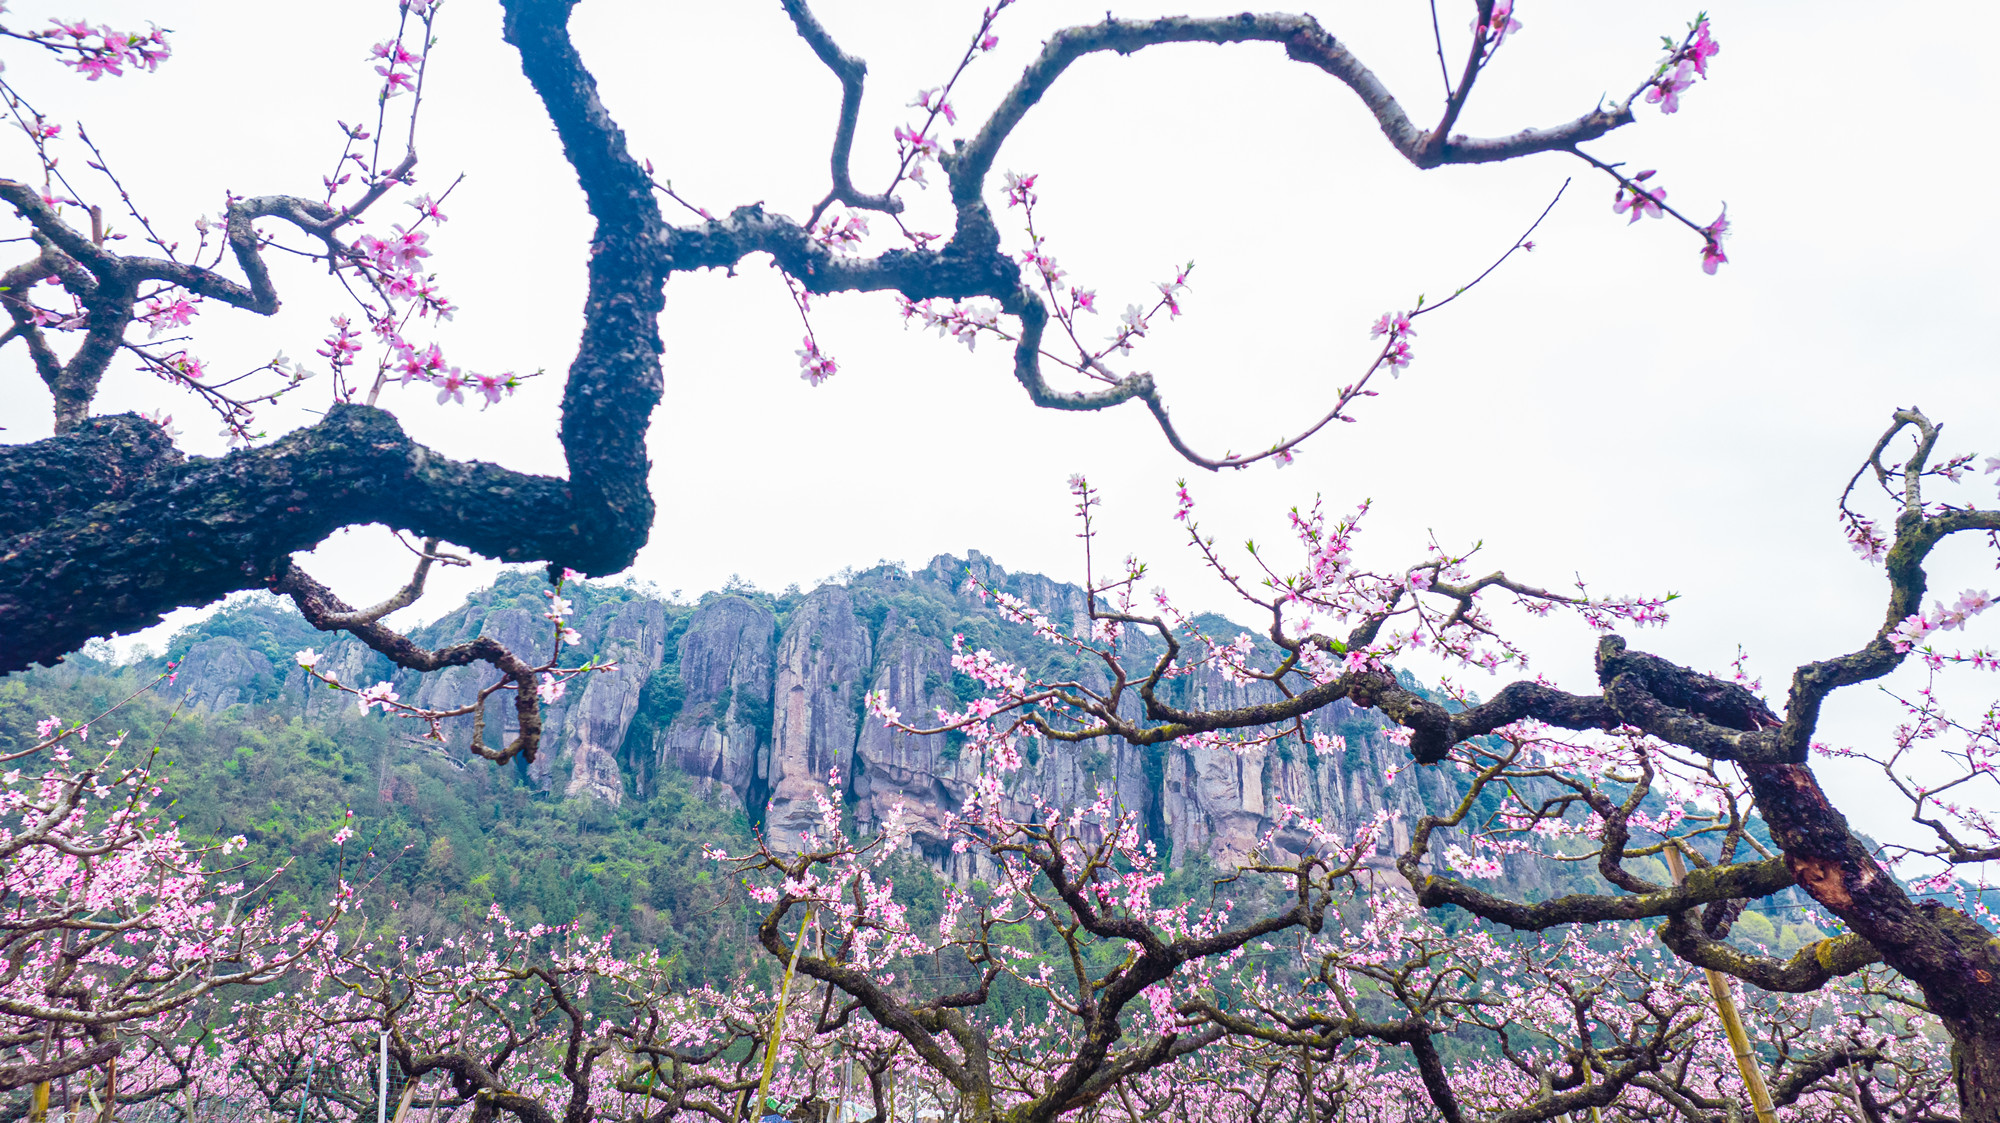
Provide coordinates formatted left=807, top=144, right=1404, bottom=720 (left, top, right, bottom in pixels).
left=1741, top=763, right=2000, bottom=1122
left=0, top=407, right=598, bottom=672
left=1950, top=1018, right=2000, bottom=1123
left=0, top=0, right=676, bottom=675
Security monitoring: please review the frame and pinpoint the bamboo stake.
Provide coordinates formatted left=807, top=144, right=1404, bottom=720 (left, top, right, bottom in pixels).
left=295, top=1059, right=316, bottom=1123
left=94, top=1058, right=114, bottom=1123
left=1664, top=841, right=1778, bottom=1123
left=1117, top=1080, right=1147, bottom=1123
left=31, top=1024, right=52, bottom=1123
left=390, top=1078, right=421, bottom=1123
left=836, top=1055, right=851, bottom=1123
left=423, top=1068, right=447, bottom=1123
left=753, top=908, right=814, bottom=1121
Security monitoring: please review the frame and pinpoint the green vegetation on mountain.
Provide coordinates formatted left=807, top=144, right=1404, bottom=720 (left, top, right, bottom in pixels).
left=0, top=655, right=788, bottom=989
left=0, top=563, right=1851, bottom=1008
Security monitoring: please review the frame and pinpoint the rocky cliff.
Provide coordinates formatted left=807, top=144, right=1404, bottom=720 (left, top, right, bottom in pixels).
left=178, top=553, right=1483, bottom=881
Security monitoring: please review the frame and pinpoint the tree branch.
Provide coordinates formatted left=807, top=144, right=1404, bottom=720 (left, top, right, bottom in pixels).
left=1657, top=911, right=1882, bottom=992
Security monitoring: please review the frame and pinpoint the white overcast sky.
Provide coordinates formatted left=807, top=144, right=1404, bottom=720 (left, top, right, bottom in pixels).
left=2, top=0, right=1996, bottom=849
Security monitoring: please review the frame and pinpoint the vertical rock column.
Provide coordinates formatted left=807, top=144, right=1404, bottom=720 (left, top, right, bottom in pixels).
left=173, top=636, right=274, bottom=713
left=764, top=586, right=871, bottom=852
left=660, top=596, right=776, bottom=804
left=558, top=599, right=667, bottom=805
left=852, top=616, right=956, bottom=850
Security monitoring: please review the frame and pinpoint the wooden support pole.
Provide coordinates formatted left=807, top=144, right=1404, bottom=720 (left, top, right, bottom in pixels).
left=295, top=1058, right=316, bottom=1123
left=1664, top=841, right=1779, bottom=1123
left=390, top=1077, right=420, bottom=1123
left=753, top=908, right=814, bottom=1121
left=95, top=1058, right=114, bottom=1123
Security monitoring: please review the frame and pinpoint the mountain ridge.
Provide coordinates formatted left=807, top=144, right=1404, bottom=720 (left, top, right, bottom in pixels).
left=3, top=549, right=1844, bottom=973
left=167, top=550, right=1484, bottom=885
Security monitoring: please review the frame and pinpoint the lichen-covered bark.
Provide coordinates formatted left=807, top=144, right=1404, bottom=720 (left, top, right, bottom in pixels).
left=0, top=0, right=662, bottom=672
left=501, top=0, right=663, bottom=566
left=0, top=405, right=577, bottom=670
left=1406, top=854, right=1796, bottom=929
left=0, top=414, right=181, bottom=539
left=1739, top=760, right=2000, bottom=1120
left=1657, top=910, right=1881, bottom=992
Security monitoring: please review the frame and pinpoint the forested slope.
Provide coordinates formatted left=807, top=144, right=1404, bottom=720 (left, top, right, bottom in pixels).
left=0, top=554, right=1842, bottom=993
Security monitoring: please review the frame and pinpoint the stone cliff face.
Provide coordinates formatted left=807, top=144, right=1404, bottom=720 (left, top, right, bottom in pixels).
left=659, top=595, right=773, bottom=800
left=187, top=554, right=1483, bottom=882
left=764, top=586, right=871, bottom=851
left=174, top=637, right=274, bottom=713
left=557, top=598, right=667, bottom=805
left=851, top=614, right=961, bottom=857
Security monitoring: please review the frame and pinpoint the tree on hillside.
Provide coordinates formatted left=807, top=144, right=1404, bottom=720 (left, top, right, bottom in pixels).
left=891, top=445, right=2000, bottom=1114
left=0, top=705, right=352, bottom=1113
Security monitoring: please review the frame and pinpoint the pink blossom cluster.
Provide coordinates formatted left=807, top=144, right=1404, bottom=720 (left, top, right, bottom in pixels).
left=1842, top=509, right=1889, bottom=562
left=1645, top=18, right=1720, bottom=115
left=1480, top=0, right=1522, bottom=47
left=355, top=224, right=427, bottom=272
left=1700, top=206, right=1729, bottom=273
left=901, top=295, right=1006, bottom=352
left=809, top=208, right=869, bottom=251
left=891, top=123, right=944, bottom=189
left=884, top=1, right=1012, bottom=192
left=1611, top=169, right=1667, bottom=223
left=36, top=18, right=171, bottom=80
left=0, top=695, right=348, bottom=1076
left=1198, top=488, right=1669, bottom=680
left=382, top=338, right=518, bottom=407
left=370, top=36, right=420, bottom=98
left=1574, top=18, right=1729, bottom=274
left=317, top=314, right=364, bottom=380
left=27, top=0, right=484, bottom=432
left=1888, top=589, right=1996, bottom=655
left=1369, top=308, right=1416, bottom=376
left=908, top=85, right=956, bottom=127
left=1003, top=169, right=1037, bottom=208
left=138, top=294, right=197, bottom=336
left=1840, top=649, right=2000, bottom=894
left=795, top=335, right=837, bottom=386
left=351, top=215, right=457, bottom=323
